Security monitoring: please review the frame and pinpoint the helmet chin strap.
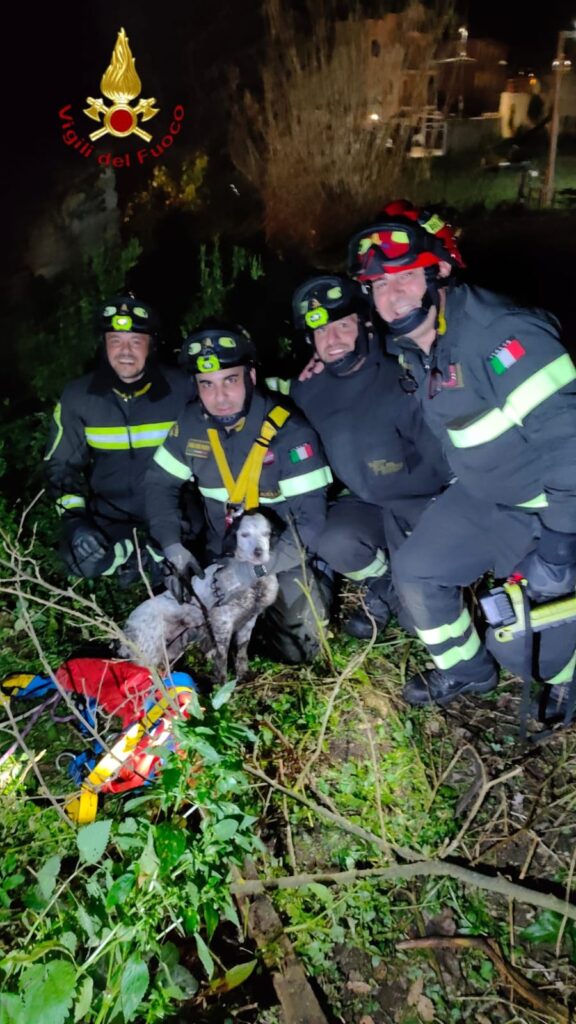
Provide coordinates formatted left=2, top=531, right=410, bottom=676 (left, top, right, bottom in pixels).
left=323, top=322, right=370, bottom=377
left=383, top=267, right=440, bottom=339
left=203, top=366, right=255, bottom=427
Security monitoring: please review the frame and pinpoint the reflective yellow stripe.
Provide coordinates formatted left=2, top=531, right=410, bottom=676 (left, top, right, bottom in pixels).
left=199, top=485, right=229, bottom=501
left=345, top=548, right=388, bottom=582
left=517, top=493, right=548, bottom=509
left=56, top=494, right=86, bottom=514
left=448, top=355, right=576, bottom=449
left=101, top=539, right=134, bottom=576
left=431, top=630, right=482, bottom=670
left=416, top=607, right=471, bottom=646
left=85, top=422, right=174, bottom=450
left=153, top=446, right=193, bottom=481
left=265, top=377, right=292, bottom=396
left=547, top=650, right=576, bottom=686
left=279, top=465, right=333, bottom=498
left=44, top=403, right=63, bottom=460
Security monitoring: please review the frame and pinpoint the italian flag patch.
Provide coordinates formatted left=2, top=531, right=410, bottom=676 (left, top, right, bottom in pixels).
left=489, top=337, right=526, bottom=375
left=289, top=442, right=314, bottom=463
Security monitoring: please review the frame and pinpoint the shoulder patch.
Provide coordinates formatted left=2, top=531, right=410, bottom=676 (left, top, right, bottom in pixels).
left=289, top=442, right=314, bottom=463
left=185, top=438, right=211, bottom=458
left=489, top=338, right=526, bottom=375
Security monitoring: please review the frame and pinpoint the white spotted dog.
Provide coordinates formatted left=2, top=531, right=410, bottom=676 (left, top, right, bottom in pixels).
left=118, top=511, right=279, bottom=683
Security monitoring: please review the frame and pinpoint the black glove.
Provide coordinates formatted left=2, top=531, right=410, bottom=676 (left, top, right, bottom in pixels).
left=69, top=520, right=108, bottom=573
left=162, top=543, right=205, bottom=604
left=519, top=528, right=576, bottom=601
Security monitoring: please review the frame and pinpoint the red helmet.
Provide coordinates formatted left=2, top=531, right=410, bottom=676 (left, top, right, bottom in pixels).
left=348, top=199, right=465, bottom=280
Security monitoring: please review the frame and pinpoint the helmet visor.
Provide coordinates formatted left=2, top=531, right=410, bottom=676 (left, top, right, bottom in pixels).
left=350, top=223, right=425, bottom=277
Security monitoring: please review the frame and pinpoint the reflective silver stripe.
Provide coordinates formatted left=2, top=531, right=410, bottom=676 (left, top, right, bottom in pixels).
left=431, top=631, right=482, bottom=670
left=85, top=428, right=130, bottom=450
left=416, top=607, right=471, bottom=646
left=56, top=494, right=86, bottom=514
left=448, top=354, right=576, bottom=449
left=153, top=446, right=193, bottom=481
left=129, top=423, right=174, bottom=448
left=517, top=493, right=548, bottom=509
left=44, top=403, right=63, bottom=461
left=345, top=548, right=388, bottom=582
left=279, top=465, right=333, bottom=498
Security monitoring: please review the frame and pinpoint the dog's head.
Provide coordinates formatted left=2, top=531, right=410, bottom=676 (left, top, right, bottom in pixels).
left=222, top=510, right=279, bottom=565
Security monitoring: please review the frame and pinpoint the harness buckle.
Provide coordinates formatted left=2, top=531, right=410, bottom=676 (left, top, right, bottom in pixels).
left=225, top=502, right=245, bottom=528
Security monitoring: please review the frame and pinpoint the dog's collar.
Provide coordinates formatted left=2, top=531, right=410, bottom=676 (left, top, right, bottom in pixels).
left=253, top=564, right=268, bottom=578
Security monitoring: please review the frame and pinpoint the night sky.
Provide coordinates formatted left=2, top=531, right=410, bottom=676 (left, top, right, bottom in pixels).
left=2, top=0, right=575, bottom=280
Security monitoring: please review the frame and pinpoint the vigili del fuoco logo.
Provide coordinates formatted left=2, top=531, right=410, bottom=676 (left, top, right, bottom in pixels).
left=58, top=28, right=185, bottom=168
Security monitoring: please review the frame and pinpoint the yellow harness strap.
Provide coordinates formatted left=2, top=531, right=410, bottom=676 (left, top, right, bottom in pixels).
left=207, top=405, right=291, bottom=510
left=64, top=686, right=194, bottom=825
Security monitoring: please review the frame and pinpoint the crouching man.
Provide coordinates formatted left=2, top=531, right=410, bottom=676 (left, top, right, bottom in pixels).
left=145, top=322, right=333, bottom=665
left=44, top=295, right=191, bottom=584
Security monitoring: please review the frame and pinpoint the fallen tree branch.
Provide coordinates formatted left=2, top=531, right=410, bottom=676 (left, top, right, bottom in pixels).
left=246, top=763, right=419, bottom=862
left=397, top=936, right=570, bottom=1024
left=230, top=860, right=576, bottom=924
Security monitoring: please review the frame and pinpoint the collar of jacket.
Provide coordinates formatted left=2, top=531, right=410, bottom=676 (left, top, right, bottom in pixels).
left=202, top=389, right=272, bottom=440
left=88, top=360, right=172, bottom=402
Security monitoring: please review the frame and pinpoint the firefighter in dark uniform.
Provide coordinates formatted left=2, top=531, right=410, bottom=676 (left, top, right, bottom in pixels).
left=145, top=323, right=333, bottom=665
left=267, top=275, right=450, bottom=637
left=349, top=200, right=576, bottom=709
left=45, top=296, right=191, bottom=582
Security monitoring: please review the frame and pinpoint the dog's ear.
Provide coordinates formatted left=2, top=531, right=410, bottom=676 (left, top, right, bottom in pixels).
left=254, top=507, right=283, bottom=544
left=221, top=517, right=240, bottom=557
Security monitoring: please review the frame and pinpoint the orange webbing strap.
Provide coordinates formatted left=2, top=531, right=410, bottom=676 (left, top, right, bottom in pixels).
left=207, top=405, right=291, bottom=511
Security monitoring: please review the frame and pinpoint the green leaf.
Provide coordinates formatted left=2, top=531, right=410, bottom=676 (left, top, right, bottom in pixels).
left=521, top=910, right=563, bottom=945
left=154, top=823, right=187, bottom=871
left=194, top=933, right=215, bottom=978
left=77, top=820, right=112, bottom=866
left=170, top=965, right=198, bottom=998
left=37, top=856, right=61, bottom=901
left=213, top=818, right=239, bottom=841
left=203, top=902, right=219, bottom=940
left=60, top=932, right=78, bottom=955
left=138, top=830, right=159, bottom=882
left=120, top=957, right=149, bottom=1022
left=76, top=905, right=99, bottom=943
left=305, top=882, right=333, bottom=903
left=212, top=959, right=257, bottom=993
left=188, top=738, right=221, bottom=763
left=73, top=977, right=93, bottom=1023
left=0, top=942, right=73, bottom=968
left=118, top=818, right=138, bottom=834
left=22, top=960, right=76, bottom=1024
left=0, top=993, right=24, bottom=1024
left=211, top=680, right=236, bottom=710
left=106, top=872, right=135, bottom=911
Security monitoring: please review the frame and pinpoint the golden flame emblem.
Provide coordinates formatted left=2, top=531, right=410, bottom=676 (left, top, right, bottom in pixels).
left=84, top=28, right=159, bottom=142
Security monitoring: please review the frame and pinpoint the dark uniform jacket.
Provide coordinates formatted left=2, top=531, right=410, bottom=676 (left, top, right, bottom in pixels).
left=44, top=362, right=191, bottom=528
left=146, top=390, right=332, bottom=572
left=389, top=283, right=576, bottom=535
left=285, top=344, right=450, bottom=508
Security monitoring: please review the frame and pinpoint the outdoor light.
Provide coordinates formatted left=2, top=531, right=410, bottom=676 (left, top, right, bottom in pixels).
left=369, top=113, right=380, bottom=121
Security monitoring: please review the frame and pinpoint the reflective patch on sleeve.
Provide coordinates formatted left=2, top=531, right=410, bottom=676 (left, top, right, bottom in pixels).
left=153, top=445, right=193, bottom=481
left=279, top=465, right=333, bottom=497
